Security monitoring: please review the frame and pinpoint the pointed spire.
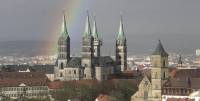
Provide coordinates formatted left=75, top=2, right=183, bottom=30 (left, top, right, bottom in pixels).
left=178, top=55, right=183, bottom=65
left=117, top=16, right=126, bottom=41
left=83, top=11, right=91, bottom=37
left=61, top=12, right=69, bottom=38
left=92, top=16, right=99, bottom=39
left=152, top=40, right=169, bottom=56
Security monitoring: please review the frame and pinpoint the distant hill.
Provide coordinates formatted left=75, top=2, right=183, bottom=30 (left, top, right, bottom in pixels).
left=0, top=40, right=196, bottom=57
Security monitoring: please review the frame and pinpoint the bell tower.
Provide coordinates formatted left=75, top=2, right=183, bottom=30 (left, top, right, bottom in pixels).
left=55, top=13, right=70, bottom=80
left=92, top=17, right=102, bottom=58
left=151, top=40, right=169, bottom=101
left=81, top=11, right=94, bottom=79
left=116, top=16, right=127, bottom=72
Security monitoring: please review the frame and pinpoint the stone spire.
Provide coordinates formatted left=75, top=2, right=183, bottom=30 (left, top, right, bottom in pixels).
left=61, top=13, right=69, bottom=38
left=92, top=16, right=99, bottom=40
left=178, top=55, right=183, bottom=65
left=83, top=11, right=91, bottom=38
left=152, top=40, right=168, bottom=56
left=117, top=16, right=126, bottom=41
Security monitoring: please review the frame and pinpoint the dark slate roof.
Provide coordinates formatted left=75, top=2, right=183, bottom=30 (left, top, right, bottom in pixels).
left=1, top=65, right=54, bottom=74
left=152, top=40, right=168, bottom=56
left=66, top=57, right=82, bottom=68
left=54, top=56, right=114, bottom=68
left=31, top=65, right=54, bottom=74
left=95, top=56, right=115, bottom=67
left=1, top=65, right=35, bottom=72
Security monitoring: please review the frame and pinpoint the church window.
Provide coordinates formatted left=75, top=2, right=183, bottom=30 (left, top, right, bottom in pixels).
left=60, top=73, right=63, bottom=77
left=163, top=60, right=165, bottom=67
left=119, top=56, right=121, bottom=60
left=60, top=63, right=64, bottom=69
left=84, top=74, right=86, bottom=77
left=74, top=70, right=76, bottom=74
left=163, top=71, right=166, bottom=79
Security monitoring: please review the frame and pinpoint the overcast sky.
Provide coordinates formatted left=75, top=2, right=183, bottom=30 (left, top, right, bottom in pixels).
left=0, top=0, right=200, bottom=54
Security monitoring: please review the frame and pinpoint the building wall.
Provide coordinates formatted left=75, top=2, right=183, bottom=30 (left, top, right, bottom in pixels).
left=63, top=67, right=83, bottom=81
left=116, top=41, right=127, bottom=72
left=46, top=74, right=55, bottom=81
left=151, top=55, right=169, bottom=101
left=0, top=86, right=49, bottom=99
left=162, top=95, right=200, bottom=101
left=131, top=76, right=152, bottom=101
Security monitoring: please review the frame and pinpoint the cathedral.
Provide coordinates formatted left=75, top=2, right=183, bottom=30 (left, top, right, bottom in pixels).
left=54, top=12, right=127, bottom=81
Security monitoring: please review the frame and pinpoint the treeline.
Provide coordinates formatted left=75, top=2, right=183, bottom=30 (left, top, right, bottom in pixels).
left=51, top=79, right=138, bottom=101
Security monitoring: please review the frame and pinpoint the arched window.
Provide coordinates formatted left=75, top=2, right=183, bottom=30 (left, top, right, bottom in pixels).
left=163, top=60, right=165, bottom=67
left=74, top=70, right=76, bottom=74
left=60, top=73, right=63, bottom=77
left=60, top=63, right=64, bottom=69
left=163, top=71, right=166, bottom=79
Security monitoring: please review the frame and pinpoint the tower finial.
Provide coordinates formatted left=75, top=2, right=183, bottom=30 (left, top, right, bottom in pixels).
left=61, top=10, right=69, bottom=37
left=84, top=10, right=91, bottom=37
left=117, top=15, right=126, bottom=41
left=92, top=16, right=99, bottom=39
left=152, top=40, right=168, bottom=56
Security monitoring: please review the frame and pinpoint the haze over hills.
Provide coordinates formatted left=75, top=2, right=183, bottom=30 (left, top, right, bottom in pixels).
left=0, top=35, right=198, bottom=57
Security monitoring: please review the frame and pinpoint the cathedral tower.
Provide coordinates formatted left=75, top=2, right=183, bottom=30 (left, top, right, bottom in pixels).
left=81, top=12, right=94, bottom=79
left=57, top=14, right=70, bottom=68
left=151, top=40, right=169, bottom=101
left=56, top=13, right=70, bottom=80
left=92, top=17, right=102, bottom=57
left=116, top=16, right=127, bottom=72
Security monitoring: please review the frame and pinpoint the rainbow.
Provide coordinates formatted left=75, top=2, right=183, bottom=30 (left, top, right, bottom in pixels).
left=39, top=0, right=94, bottom=56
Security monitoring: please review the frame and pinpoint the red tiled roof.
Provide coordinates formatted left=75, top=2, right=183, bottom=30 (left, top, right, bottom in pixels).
left=170, top=69, right=200, bottom=78
left=0, top=72, right=49, bottom=87
left=48, top=81, right=63, bottom=89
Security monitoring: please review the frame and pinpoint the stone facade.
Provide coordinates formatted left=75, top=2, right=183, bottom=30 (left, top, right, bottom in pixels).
left=131, top=40, right=169, bottom=101
left=131, top=76, right=152, bottom=101
left=0, top=72, right=49, bottom=99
